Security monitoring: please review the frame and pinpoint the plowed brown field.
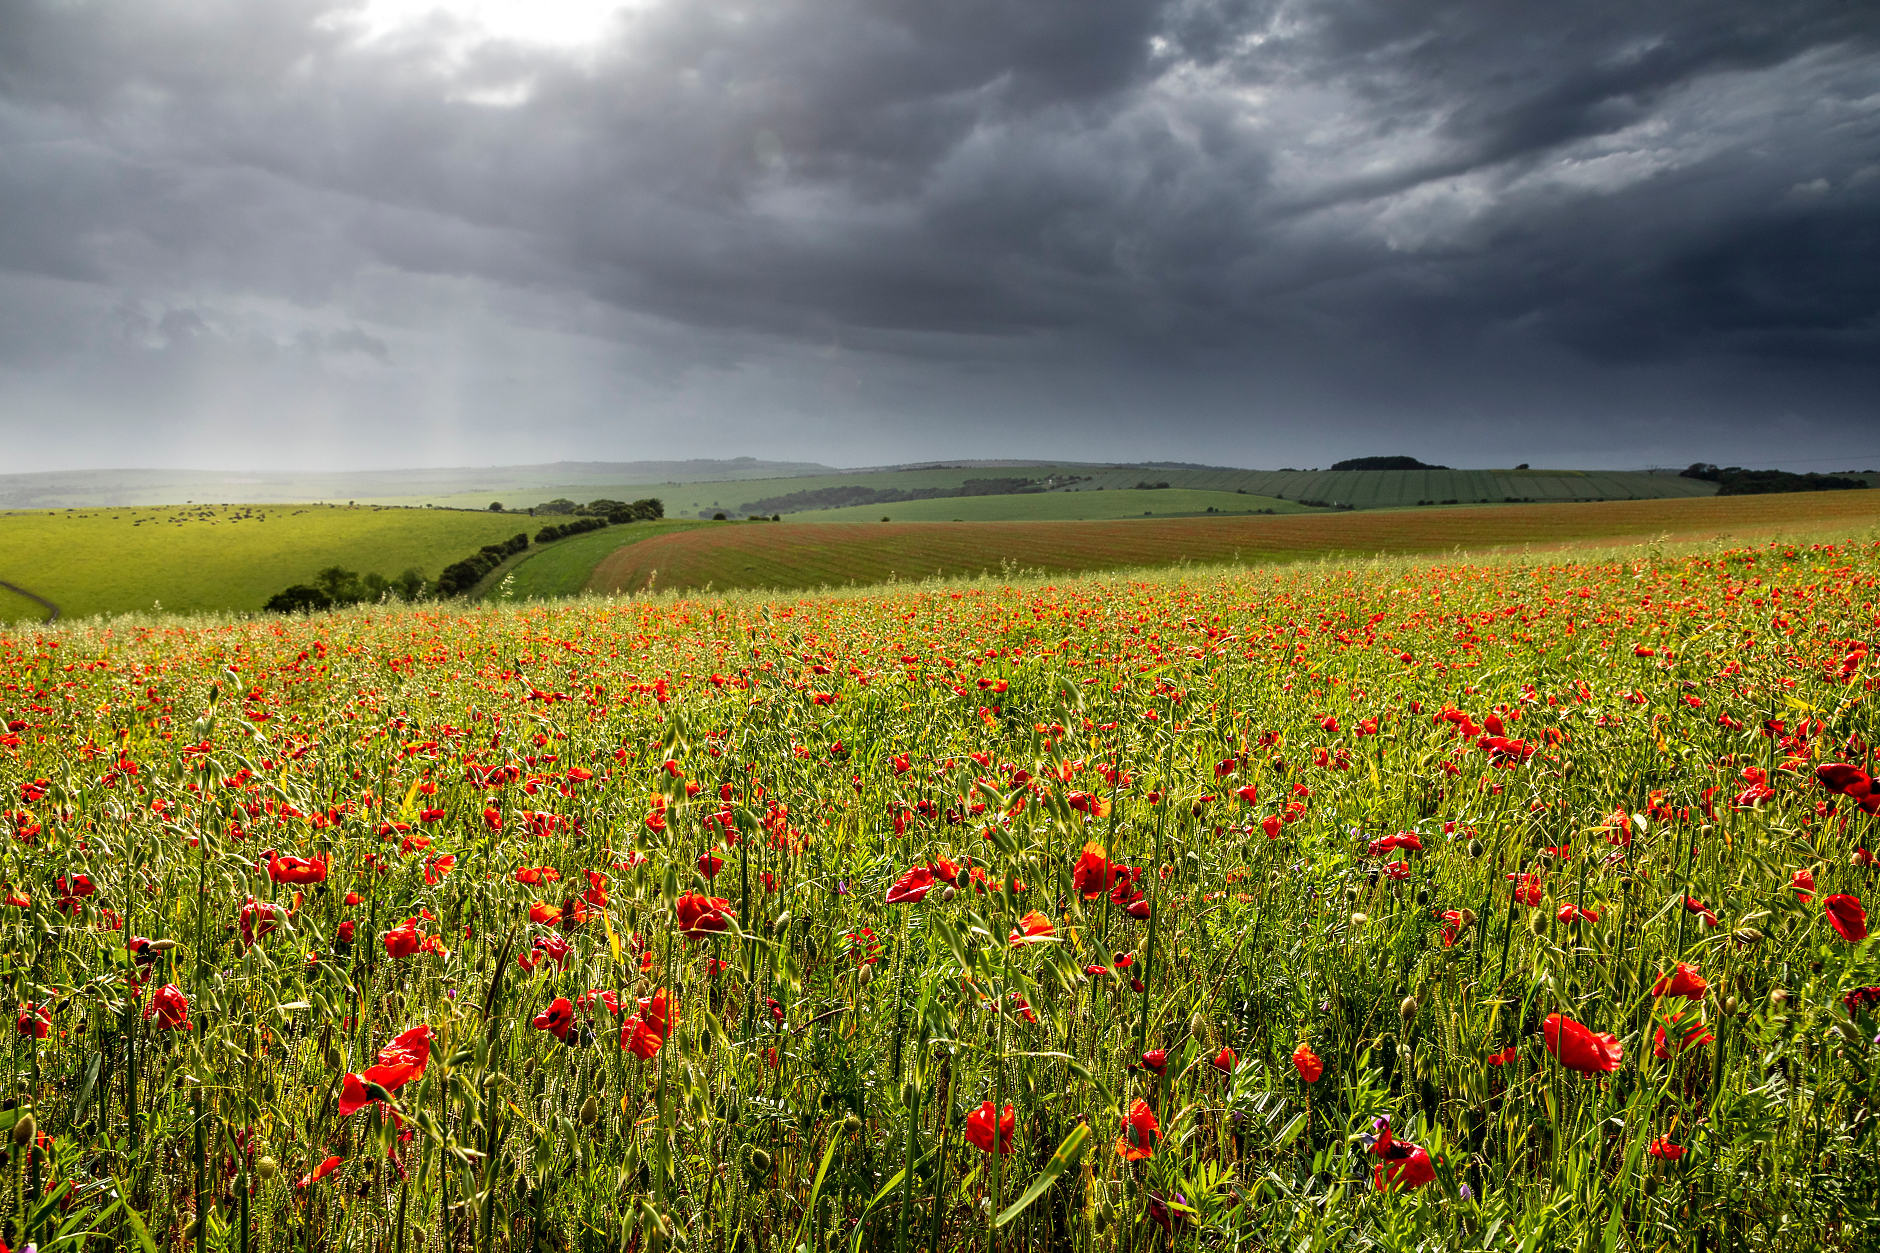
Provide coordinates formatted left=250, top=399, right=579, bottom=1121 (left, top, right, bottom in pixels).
left=586, top=489, right=1880, bottom=594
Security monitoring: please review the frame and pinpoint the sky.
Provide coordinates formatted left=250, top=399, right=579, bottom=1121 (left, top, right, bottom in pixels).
left=0, top=0, right=1875, bottom=474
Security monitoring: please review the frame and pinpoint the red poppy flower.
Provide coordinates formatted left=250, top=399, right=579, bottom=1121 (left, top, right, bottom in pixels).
left=621, top=1015, right=663, bottom=1058
left=885, top=865, right=935, bottom=904
left=143, top=984, right=192, bottom=1031
left=1008, top=910, right=1055, bottom=944
left=1071, top=842, right=1124, bottom=897
left=424, top=854, right=456, bottom=885
left=517, top=934, right=573, bottom=971
left=1543, top=1013, right=1622, bottom=1074
left=1369, top=1118, right=1434, bottom=1190
left=372, top=1025, right=433, bottom=1088
left=1818, top=762, right=1874, bottom=798
left=533, top=996, right=575, bottom=1041
left=1826, top=893, right=1869, bottom=942
left=964, top=1101, right=1016, bottom=1155
left=1653, top=1010, right=1714, bottom=1059
left=1652, top=963, right=1707, bottom=1000
left=1555, top=902, right=1598, bottom=923
left=1116, top=1098, right=1159, bottom=1160
left=383, top=917, right=423, bottom=958
left=1791, top=868, right=1816, bottom=903
left=16, top=1003, right=48, bottom=1039
left=1291, top=1042, right=1323, bottom=1083
left=1138, top=1048, right=1168, bottom=1076
left=1507, top=873, right=1543, bottom=907
left=268, top=854, right=328, bottom=885
left=515, top=867, right=562, bottom=886
left=1210, top=1045, right=1237, bottom=1073
left=239, top=897, right=282, bottom=948
left=1647, top=1139, right=1686, bottom=1161
left=1367, top=832, right=1423, bottom=856
left=675, top=892, right=735, bottom=938
left=1233, top=784, right=1259, bottom=805
left=1486, top=1044, right=1518, bottom=1066
left=1844, top=985, right=1880, bottom=1016
left=297, top=1156, right=343, bottom=1188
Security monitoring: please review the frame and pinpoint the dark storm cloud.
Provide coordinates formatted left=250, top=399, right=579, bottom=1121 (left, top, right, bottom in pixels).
left=0, top=0, right=1874, bottom=471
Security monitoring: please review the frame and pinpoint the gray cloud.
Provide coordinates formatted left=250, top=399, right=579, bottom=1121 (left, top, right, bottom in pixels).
left=0, top=0, right=1874, bottom=473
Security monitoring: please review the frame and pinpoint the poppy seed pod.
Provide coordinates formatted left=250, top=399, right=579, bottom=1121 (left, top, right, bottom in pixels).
left=1468, top=839, right=1484, bottom=858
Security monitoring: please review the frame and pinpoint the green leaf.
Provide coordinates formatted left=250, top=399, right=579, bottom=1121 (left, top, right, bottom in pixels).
left=995, top=1121, right=1091, bottom=1227
left=113, top=1181, right=160, bottom=1253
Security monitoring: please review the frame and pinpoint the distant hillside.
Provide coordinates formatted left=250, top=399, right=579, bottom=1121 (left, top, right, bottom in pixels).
left=9, top=458, right=1856, bottom=515
left=0, top=458, right=839, bottom=509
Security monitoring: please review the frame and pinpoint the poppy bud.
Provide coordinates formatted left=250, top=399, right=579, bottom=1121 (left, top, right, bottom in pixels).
left=1350, top=912, right=1367, bottom=925
left=326, top=1045, right=343, bottom=1070
left=257, top=1156, right=277, bottom=1181
left=942, top=886, right=957, bottom=902
left=1415, top=888, right=1429, bottom=906
left=1458, top=908, right=1478, bottom=927
left=859, top=965, right=874, bottom=986
left=747, top=1148, right=772, bottom=1181
left=1723, top=996, right=1738, bottom=1016
left=579, top=1095, right=598, bottom=1126
left=11, top=1112, right=33, bottom=1147
left=1188, top=1011, right=1207, bottom=1041
left=1771, top=988, right=1791, bottom=1006
left=1400, top=996, right=1418, bottom=1024
left=842, top=1112, right=862, bottom=1134
left=1467, top=839, right=1483, bottom=858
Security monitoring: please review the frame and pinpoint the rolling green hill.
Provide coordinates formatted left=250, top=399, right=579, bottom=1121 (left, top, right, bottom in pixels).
left=0, top=504, right=535, bottom=622
left=795, top=487, right=1315, bottom=523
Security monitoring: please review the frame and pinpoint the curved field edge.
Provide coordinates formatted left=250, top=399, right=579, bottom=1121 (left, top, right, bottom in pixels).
left=585, top=490, right=1880, bottom=596
left=468, top=520, right=711, bottom=602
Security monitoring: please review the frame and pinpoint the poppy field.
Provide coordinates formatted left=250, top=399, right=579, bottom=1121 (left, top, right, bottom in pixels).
left=3, top=536, right=1880, bottom=1253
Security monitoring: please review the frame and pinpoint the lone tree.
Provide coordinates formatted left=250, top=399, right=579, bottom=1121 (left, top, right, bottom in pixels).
left=1329, top=456, right=1448, bottom=471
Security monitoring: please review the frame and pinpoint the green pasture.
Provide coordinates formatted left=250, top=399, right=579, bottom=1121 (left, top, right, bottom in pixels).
left=0, top=503, right=529, bottom=622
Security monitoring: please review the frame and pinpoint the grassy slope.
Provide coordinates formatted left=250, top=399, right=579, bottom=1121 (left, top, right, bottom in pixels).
left=586, top=489, right=1880, bottom=594
left=0, top=504, right=531, bottom=622
left=478, top=520, right=711, bottom=601
left=794, top=488, right=1315, bottom=523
